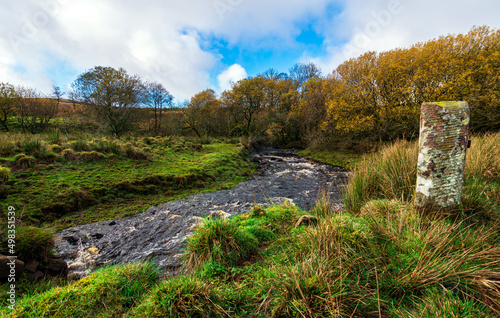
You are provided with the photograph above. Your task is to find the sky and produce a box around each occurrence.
[0,0,499,102]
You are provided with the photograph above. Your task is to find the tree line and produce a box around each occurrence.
[1,26,499,150]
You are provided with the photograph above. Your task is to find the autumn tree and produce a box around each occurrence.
[143,81,173,133]
[222,76,267,135]
[263,77,300,144]
[0,83,17,132]
[322,26,500,148]
[290,77,327,145]
[183,89,222,137]
[72,66,144,136]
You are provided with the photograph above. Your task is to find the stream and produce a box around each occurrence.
[54,148,350,278]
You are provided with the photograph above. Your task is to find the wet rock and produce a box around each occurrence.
[62,235,80,245]
[91,233,104,240]
[45,258,68,276]
[0,255,24,281]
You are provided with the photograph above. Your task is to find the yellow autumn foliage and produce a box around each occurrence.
[323,26,500,143]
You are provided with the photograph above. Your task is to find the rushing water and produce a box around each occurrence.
[55,148,349,278]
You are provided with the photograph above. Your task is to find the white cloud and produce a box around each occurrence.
[314,0,500,74]
[0,0,333,100]
[0,0,499,100]
[217,64,247,92]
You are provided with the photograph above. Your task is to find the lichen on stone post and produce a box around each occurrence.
[415,101,470,210]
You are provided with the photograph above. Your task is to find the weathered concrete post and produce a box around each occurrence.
[415,101,470,209]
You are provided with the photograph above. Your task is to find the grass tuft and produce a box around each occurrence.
[0,226,54,261]
[14,153,37,169]
[0,166,10,184]
[184,217,258,272]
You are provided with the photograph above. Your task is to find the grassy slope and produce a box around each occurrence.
[296,148,364,170]
[1,133,499,317]
[0,134,254,229]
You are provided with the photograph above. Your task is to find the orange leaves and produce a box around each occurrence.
[324,26,500,142]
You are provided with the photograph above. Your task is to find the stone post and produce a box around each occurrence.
[415,101,470,209]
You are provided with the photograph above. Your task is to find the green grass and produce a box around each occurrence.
[2,198,498,317]
[0,226,54,261]
[0,135,255,229]
[296,148,364,170]
[1,262,159,317]
[1,133,498,317]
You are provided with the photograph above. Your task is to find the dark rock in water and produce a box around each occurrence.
[45,258,68,276]
[294,215,319,228]
[62,236,80,245]
[0,255,24,281]
[55,148,349,278]
[91,233,104,240]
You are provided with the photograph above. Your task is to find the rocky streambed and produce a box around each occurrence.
[54,148,350,278]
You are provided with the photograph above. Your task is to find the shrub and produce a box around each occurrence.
[0,166,10,184]
[68,139,90,152]
[61,148,78,161]
[14,153,36,169]
[344,140,418,214]
[184,217,258,272]
[79,151,105,161]
[47,129,61,144]
[39,152,61,164]
[48,144,63,153]
[21,139,45,156]
[466,132,500,182]
[142,137,154,145]
[0,142,18,157]
[0,226,54,261]
[122,143,149,160]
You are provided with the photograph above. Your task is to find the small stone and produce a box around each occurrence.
[91,233,104,240]
[209,210,230,219]
[29,270,44,281]
[294,215,318,228]
[63,235,80,245]
[169,215,181,220]
[46,258,68,276]
[25,259,39,273]
[109,221,117,226]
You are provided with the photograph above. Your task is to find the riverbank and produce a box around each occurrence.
[54,148,349,278]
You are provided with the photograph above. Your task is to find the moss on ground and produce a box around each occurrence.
[0,136,255,229]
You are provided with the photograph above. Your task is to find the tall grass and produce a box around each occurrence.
[344,139,418,213]
[344,133,500,216]
[466,133,500,182]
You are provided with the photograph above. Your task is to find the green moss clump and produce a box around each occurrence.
[0,226,54,261]
[0,166,10,184]
[14,153,37,169]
